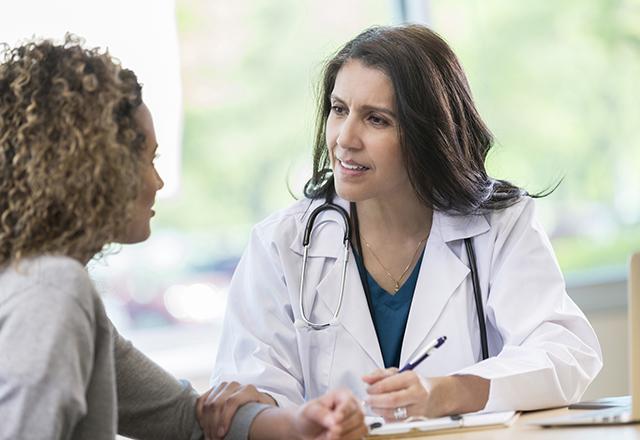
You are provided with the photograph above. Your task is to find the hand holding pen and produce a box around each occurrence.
[362,336,447,422]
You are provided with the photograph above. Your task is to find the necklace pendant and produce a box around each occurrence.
[394,282,400,292]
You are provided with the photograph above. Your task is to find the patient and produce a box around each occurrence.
[0,36,366,440]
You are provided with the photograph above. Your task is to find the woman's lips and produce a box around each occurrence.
[336,158,369,177]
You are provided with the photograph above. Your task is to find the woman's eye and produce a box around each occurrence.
[369,115,388,127]
[331,105,346,115]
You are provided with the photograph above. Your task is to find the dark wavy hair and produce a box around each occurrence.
[304,24,545,214]
[0,35,144,264]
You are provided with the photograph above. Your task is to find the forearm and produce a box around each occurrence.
[249,408,300,440]
[427,375,490,416]
[114,331,201,439]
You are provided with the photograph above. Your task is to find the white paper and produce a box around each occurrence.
[368,410,517,436]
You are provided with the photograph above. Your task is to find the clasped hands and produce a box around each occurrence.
[196,372,489,439]
[196,381,367,440]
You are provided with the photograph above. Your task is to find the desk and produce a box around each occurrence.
[366,407,640,439]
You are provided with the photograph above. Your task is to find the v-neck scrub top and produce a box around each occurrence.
[355,251,424,368]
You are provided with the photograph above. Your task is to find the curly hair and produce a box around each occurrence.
[0,35,145,264]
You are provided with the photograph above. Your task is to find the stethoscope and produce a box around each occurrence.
[295,201,352,330]
[295,196,489,361]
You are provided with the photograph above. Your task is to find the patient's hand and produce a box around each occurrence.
[291,388,367,440]
[247,388,367,440]
[196,381,274,439]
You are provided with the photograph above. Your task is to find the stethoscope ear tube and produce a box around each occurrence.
[302,203,351,246]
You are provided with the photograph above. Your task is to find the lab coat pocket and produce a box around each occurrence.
[295,324,337,400]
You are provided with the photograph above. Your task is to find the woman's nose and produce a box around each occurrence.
[336,116,363,150]
[154,168,165,191]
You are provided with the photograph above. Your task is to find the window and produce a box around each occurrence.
[92,0,393,389]
[426,0,640,278]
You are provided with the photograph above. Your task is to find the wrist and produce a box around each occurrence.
[289,407,307,440]
[425,376,457,416]
[445,375,490,414]
[249,408,299,440]
[426,375,489,416]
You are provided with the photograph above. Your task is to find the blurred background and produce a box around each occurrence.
[2,0,639,401]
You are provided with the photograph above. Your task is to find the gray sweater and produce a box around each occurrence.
[0,255,266,440]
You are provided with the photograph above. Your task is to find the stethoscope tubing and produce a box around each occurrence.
[297,202,351,330]
[297,197,489,362]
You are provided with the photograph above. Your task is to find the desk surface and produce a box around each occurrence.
[366,407,640,439]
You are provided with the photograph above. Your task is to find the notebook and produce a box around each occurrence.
[367,410,518,437]
[532,252,640,427]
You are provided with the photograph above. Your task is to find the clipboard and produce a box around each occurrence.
[367,410,519,438]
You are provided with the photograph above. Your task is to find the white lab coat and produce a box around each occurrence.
[212,196,602,412]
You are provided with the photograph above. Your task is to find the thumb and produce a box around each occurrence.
[195,388,214,423]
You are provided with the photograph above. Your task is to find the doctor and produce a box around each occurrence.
[213,24,602,420]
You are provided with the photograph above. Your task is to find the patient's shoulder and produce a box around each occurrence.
[0,255,98,318]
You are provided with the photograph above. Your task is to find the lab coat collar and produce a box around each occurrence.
[288,197,491,257]
[436,210,490,243]
[289,197,351,259]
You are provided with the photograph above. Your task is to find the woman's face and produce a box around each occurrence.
[121,103,164,244]
[326,59,411,204]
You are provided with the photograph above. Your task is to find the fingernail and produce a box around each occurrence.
[218,427,224,437]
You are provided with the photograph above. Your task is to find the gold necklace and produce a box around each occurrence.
[363,235,428,293]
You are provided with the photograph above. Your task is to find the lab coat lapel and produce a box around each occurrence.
[289,198,384,368]
[400,211,489,365]
[315,251,384,368]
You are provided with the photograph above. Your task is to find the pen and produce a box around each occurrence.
[398,336,447,373]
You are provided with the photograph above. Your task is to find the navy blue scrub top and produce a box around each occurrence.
[355,251,424,368]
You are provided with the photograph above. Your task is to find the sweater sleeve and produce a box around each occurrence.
[114,326,271,440]
[0,281,96,440]
[113,327,204,440]
[224,403,272,440]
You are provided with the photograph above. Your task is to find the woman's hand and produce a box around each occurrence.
[363,369,490,420]
[196,381,275,440]
[290,388,367,440]
[363,368,435,420]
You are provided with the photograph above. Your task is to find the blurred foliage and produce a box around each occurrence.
[158,0,389,238]
[431,0,640,275]
[158,0,639,276]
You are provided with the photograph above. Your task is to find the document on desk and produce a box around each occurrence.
[367,410,518,437]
